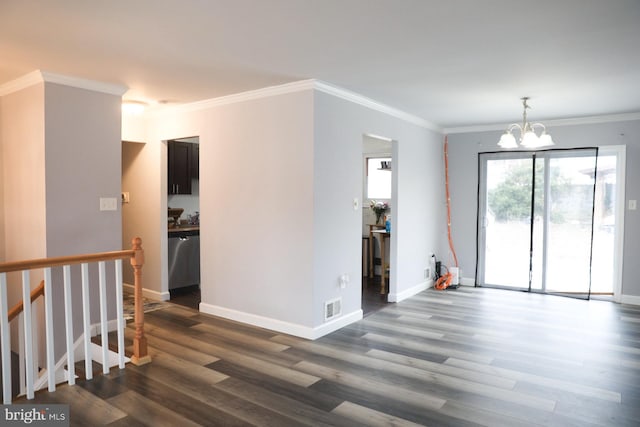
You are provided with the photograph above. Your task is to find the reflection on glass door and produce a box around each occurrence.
[478,149,606,299]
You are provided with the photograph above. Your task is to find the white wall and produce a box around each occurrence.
[0,99,4,262]
[1,75,125,360]
[122,141,147,287]
[44,83,123,256]
[135,82,445,338]
[446,119,640,300]
[1,84,47,262]
[0,83,47,305]
[313,91,444,327]
[143,90,316,330]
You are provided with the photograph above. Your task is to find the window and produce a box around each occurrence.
[367,157,392,199]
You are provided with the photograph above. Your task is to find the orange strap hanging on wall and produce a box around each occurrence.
[436,136,459,290]
[444,135,459,268]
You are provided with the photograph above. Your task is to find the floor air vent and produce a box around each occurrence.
[324,298,342,321]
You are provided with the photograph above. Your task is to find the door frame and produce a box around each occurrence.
[476,146,625,300]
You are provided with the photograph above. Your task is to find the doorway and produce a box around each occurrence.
[362,134,393,315]
[477,147,622,299]
[167,136,201,309]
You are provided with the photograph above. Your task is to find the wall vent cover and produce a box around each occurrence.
[324,297,342,321]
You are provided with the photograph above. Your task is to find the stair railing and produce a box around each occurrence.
[0,237,150,404]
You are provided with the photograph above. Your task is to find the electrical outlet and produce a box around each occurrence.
[424,267,431,279]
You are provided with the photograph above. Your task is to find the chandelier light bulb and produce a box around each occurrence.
[498,132,517,148]
[497,97,554,149]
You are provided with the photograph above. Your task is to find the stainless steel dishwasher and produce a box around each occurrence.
[168,229,200,289]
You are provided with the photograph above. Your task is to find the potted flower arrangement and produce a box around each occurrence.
[369,200,389,225]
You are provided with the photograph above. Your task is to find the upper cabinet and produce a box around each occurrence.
[191,143,199,179]
[168,140,192,194]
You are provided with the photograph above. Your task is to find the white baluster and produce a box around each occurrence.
[63,265,75,385]
[18,313,25,397]
[115,260,125,369]
[81,263,92,380]
[44,267,55,392]
[98,261,109,374]
[0,272,12,404]
[21,270,34,398]
[31,298,39,386]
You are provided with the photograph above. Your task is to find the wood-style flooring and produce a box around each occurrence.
[16,286,640,426]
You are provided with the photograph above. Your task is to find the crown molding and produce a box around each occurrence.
[313,80,441,132]
[161,79,317,115]
[0,70,127,97]
[444,112,640,134]
[41,71,127,96]
[0,70,44,96]
[155,79,442,132]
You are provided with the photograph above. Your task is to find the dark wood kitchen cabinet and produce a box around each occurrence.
[191,143,199,179]
[168,141,192,194]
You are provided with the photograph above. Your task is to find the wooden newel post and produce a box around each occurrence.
[130,237,151,366]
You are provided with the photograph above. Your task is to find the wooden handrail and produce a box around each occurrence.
[7,280,45,322]
[0,249,136,273]
[0,237,150,367]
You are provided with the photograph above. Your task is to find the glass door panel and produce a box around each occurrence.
[480,156,533,289]
[543,151,597,296]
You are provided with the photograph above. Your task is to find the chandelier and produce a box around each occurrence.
[498,97,554,149]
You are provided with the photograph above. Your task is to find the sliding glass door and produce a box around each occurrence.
[478,148,598,298]
[479,154,534,289]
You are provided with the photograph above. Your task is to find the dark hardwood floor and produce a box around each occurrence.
[361,275,389,317]
[16,286,640,426]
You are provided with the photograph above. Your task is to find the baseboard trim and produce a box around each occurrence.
[460,277,475,286]
[388,280,432,303]
[199,302,362,340]
[123,283,170,301]
[621,294,640,306]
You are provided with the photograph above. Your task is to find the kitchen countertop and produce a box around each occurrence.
[168,225,200,235]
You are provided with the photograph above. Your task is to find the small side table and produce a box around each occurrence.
[369,225,390,294]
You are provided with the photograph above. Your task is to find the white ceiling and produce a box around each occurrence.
[1,0,639,129]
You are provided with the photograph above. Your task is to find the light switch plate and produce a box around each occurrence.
[629,200,637,211]
[100,197,118,211]
[353,198,359,210]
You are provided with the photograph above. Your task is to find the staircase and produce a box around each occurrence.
[0,238,150,403]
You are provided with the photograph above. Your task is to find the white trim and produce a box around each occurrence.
[41,71,127,95]
[311,309,363,340]
[388,280,432,303]
[599,145,626,303]
[199,302,362,340]
[122,282,170,301]
[621,295,640,306]
[152,79,441,131]
[156,79,316,115]
[444,112,640,134]
[314,81,441,131]
[460,277,476,286]
[0,70,127,96]
[0,70,44,95]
